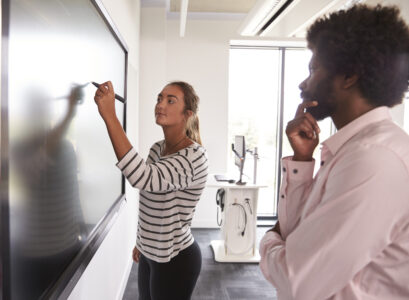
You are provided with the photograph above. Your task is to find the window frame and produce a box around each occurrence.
[229,43,313,225]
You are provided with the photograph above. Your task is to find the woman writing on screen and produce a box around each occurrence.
[94,81,207,300]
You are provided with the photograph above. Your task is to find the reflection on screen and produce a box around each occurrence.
[8,0,126,298]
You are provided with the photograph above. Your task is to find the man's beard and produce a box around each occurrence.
[302,76,337,121]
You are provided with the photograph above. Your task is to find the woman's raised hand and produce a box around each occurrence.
[94,81,116,121]
[285,101,320,161]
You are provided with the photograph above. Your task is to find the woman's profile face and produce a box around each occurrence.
[155,84,186,127]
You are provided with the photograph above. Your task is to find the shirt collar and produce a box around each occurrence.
[322,106,392,157]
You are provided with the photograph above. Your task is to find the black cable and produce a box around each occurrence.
[245,198,252,215]
[232,203,247,236]
[216,189,225,226]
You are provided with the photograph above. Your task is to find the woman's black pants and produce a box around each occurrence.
[138,240,202,300]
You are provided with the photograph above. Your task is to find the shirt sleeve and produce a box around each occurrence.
[278,156,315,239]
[116,147,208,192]
[259,146,409,300]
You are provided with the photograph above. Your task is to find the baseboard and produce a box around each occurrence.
[116,256,134,300]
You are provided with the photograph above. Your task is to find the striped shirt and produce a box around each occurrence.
[116,140,208,262]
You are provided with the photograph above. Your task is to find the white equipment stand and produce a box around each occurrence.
[208,176,266,263]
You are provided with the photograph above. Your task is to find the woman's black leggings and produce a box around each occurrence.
[138,241,202,300]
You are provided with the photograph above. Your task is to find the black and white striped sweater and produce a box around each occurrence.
[116,140,208,262]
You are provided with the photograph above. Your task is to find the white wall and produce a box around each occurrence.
[167,18,246,228]
[140,5,244,228]
[68,199,137,300]
[68,0,140,299]
[139,4,167,156]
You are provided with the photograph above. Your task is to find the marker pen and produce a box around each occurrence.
[91,82,126,103]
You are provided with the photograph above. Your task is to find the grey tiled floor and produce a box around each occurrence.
[123,228,277,300]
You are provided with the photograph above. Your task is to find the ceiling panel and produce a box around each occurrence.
[170,0,257,13]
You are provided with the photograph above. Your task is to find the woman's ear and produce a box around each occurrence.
[185,109,193,119]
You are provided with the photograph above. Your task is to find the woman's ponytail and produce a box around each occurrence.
[186,113,202,145]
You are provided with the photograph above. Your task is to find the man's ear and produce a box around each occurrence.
[343,74,359,89]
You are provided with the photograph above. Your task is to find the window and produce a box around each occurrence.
[228,45,334,218]
[282,49,335,174]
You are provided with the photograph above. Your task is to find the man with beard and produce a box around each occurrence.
[259,4,409,300]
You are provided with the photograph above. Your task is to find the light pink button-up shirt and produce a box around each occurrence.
[259,107,409,300]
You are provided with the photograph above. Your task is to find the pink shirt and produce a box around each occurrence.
[259,107,409,300]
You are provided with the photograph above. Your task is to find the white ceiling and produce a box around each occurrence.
[259,0,402,38]
[147,0,409,38]
[169,0,257,13]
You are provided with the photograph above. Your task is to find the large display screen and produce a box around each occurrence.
[3,0,127,299]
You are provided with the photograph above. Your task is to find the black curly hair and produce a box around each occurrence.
[307,4,409,107]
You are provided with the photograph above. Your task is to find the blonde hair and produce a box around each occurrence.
[168,81,202,145]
